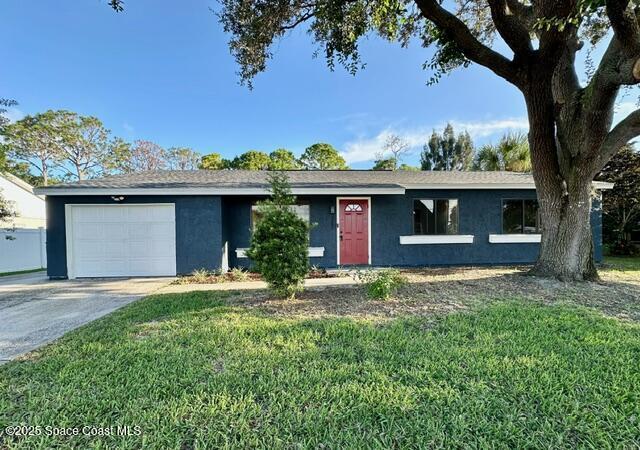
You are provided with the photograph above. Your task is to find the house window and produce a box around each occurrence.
[413,199,458,235]
[502,199,540,234]
[251,202,310,231]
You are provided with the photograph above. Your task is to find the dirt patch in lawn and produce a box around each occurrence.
[229,266,640,322]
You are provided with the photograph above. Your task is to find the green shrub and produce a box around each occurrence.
[355,269,407,300]
[246,173,312,298]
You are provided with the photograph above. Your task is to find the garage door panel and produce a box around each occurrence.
[69,205,176,278]
[151,207,174,221]
[104,241,128,258]
[75,223,100,239]
[149,223,175,238]
[75,241,106,258]
[103,223,127,240]
[102,207,128,222]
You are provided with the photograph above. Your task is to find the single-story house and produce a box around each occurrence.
[36,170,613,279]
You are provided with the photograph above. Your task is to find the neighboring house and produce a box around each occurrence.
[0,172,46,228]
[36,170,612,279]
[0,173,47,273]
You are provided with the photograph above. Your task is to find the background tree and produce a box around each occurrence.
[0,189,17,227]
[2,110,64,185]
[200,0,640,281]
[299,143,348,170]
[269,148,301,170]
[375,134,410,170]
[199,152,230,170]
[128,140,167,172]
[372,157,396,170]
[57,112,111,180]
[398,163,420,171]
[0,99,17,173]
[0,98,17,134]
[166,147,202,170]
[102,137,133,174]
[246,172,311,298]
[596,144,640,254]
[475,133,532,172]
[230,150,271,170]
[0,99,18,224]
[421,124,474,171]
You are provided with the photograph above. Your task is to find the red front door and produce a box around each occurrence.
[339,199,369,265]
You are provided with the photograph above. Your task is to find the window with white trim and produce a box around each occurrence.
[413,199,458,235]
[251,202,310,231]
[502,199,540,234]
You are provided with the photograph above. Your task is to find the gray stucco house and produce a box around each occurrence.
[36,170,612,279]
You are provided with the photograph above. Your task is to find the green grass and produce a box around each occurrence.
[1,292,639,449]
[0,268,45,277]
[604,256,640,271]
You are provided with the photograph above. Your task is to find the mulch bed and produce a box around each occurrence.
[228,265,640,322]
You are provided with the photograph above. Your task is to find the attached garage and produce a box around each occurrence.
[65,204,177,278]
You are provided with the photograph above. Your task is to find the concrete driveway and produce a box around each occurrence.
[0,273,170,363]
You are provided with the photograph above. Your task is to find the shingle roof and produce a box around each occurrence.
[40,170,535,188]
[35,170,613,194]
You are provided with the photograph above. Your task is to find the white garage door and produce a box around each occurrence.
[67,204,176,278]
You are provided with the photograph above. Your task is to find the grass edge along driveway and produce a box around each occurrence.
[1,291,639,449]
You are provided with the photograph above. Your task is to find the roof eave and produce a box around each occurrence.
[34,186,407,196]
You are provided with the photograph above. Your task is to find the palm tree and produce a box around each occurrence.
[475,132,531,172]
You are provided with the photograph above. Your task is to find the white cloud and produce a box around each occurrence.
[448,118,529,138]
[340,117,529,164]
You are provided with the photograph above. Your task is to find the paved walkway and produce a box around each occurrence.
[158,276,359,294]
[0,276,170,363]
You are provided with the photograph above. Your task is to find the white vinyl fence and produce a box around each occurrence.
[0,228,47,273]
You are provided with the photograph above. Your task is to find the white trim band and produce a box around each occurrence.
[488,234,541,243]
[236,247,325,258]
[399,235,474,245]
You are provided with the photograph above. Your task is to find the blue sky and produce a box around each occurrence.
[1,0,619,169]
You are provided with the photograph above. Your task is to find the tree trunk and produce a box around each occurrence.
[524,73,599,281]
[531,179,598,281]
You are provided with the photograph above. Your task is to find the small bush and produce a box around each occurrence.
[246,173,312,298]
[354,269,407,300]
[191,268,217,283]
[228,267,249,281]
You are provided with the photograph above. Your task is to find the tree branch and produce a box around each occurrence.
[487,0,533,55]
[606,0,640,49]
[600,108,640,167]
[413,0,520,85]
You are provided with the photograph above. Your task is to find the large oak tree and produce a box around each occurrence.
[109,0,640,281]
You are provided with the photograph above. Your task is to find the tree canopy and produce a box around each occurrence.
[269,148,301,170]
[475,132,532,172]
[421,124,474,170]
[299,143,348,170]
[195,0,640,280]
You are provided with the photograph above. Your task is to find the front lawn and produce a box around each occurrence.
[604,255,640,271]
[1,290,639,448]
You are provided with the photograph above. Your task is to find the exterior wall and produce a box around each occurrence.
[46,195,223,278]
[223,196,337,269]
[0,174,46,229]
[45,189,605,278]
[224,189,604,269]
